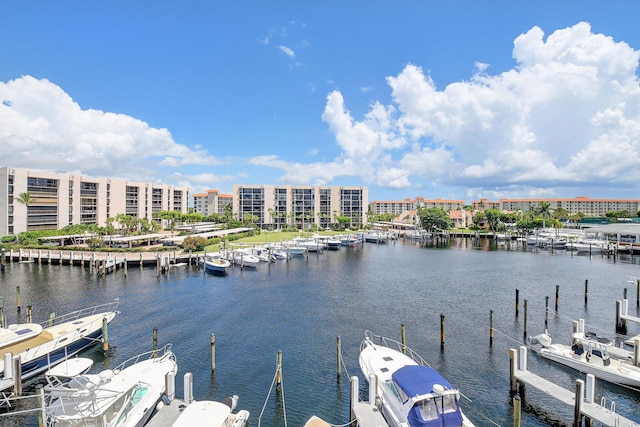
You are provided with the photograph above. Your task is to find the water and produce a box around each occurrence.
[1,239,640,426]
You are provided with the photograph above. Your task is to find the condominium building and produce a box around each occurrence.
[192,189,233,217]
[0,167,189,236]
[232,184,368,229]
[370,197,465,215]
[472,196,640,216]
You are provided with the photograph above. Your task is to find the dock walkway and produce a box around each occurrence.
[511,346,639,426]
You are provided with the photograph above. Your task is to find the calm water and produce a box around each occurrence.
[1,238,640,426]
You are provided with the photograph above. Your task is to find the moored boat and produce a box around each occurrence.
[44,343,178,427]
[359,331,474,427]
[528,320,640,389]
[0,299,120,392]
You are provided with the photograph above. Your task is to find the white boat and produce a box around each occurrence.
[340,234,359,247]
[0,299,120,392]
[359,331,474,427]
[231,249,259,268]
[171,397,249,427]
[529,321,640,388]
[44,343,178,427]
[199,253,231,274]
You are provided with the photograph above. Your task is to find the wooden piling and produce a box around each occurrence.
[12,356,22,396]
[48,250,52,265]
[616,300,627,334]
[440,313,445,348]
[49,312,55,327]
[27,305,32,323]
[489,310,494,346]
[102,317,109,351]
[523,299,528,339]
[509,348,518,395]
[584,279,588,305]
[0,248,4,269]
[276,350,282,389]
[336,335,341,380]
[37,384,45,427]
[555,285,559,312]
[513,395,521,427]
[515,289,519,317]
[637,278,640,308]
[0,297,4,328]
[544,296,549,328]
[210,333,216,373]
[16,285,21,313]
[153,327,158,357]
[573,379,584,427]
[401,323,406,354]
[124,254,128,276]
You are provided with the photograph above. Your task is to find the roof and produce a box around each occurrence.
[585,223,640,236]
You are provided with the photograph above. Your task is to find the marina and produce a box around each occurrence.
[1,237,640,426]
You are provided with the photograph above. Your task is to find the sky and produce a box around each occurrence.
[1,2,640,204]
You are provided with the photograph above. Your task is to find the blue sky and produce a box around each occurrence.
[1,2,640,204]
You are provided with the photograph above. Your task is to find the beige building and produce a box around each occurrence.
[472,196,640,216]
[192,189,233,217]
[232,184,368,229]
[370,197,465,215]
[0,167,189,236]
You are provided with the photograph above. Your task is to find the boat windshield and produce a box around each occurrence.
[411,395,462,427]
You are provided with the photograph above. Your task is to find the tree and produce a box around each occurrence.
[535,201,552,228]
[484,209,501,234]
[16,192,34,206]
[418,207,451,231]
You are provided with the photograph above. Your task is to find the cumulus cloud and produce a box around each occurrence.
[0,75,222,183]
[277,45,295,58]
[312,21,640,197]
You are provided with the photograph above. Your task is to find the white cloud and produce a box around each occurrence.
[0,75,222,183]
[311,21,640,196]
[277,45,295,58]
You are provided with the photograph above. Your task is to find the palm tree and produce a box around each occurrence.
[16,192,34,206]
[536,201,552,229]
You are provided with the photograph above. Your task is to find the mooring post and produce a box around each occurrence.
[584,279,588,305]
[616,300,628,334]
[544,296,549,328]
[509,348,517,395]
[16,285,21,313]
[102,317,109,351]
[490,310,494,347]
[523,299,528,339]
[336,335,342,381]
[401,323,406,354]
[515,289,519,317]
[555,285,560,312]
[513,394,521,427]
[276,350,283,390]
[440,314,445,348]
[349,376,358,424]
[153,327,158,358]
[210,333,216,373]
[573,379,584,427]
[124,253,128,277]
[0,297,4,328]
[37,384,45,427]
[637,278,640,308]
[27,305,32,323]
[12,355,22,396]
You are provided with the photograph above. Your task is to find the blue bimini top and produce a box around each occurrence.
[392,365,454,397]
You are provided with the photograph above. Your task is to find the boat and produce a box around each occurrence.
[340,234,359,247]
[171,397,249,427]
[0,298,120,392]
[200,253,231,274]
[230,249,260,268]
[528,320,640,388]
[359,331,474,427]
[44,343,178,427]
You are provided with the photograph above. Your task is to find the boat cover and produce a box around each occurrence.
[392,365,454,397]
[393,365,463,427]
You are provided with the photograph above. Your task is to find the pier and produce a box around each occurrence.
[510,346,639,426]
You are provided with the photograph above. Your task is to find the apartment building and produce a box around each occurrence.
[192,189,233,217]
[472,196,640,216]
[232,184,368,229]
[0,167,189,236]
[370,197,465,215]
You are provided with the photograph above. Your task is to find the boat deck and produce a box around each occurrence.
[352,401,388,427]
[146,398,185,426]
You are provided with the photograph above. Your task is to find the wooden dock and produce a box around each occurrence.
[510,346,640,426]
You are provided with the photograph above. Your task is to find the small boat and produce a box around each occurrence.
[200,253,231,274]
[528,321,640,388]
[303,415,333,427]
[0,299,120,392]
[171,397,250,427]
[231,249,259,268]
[359,330,474,427]
[44,343,178,427]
